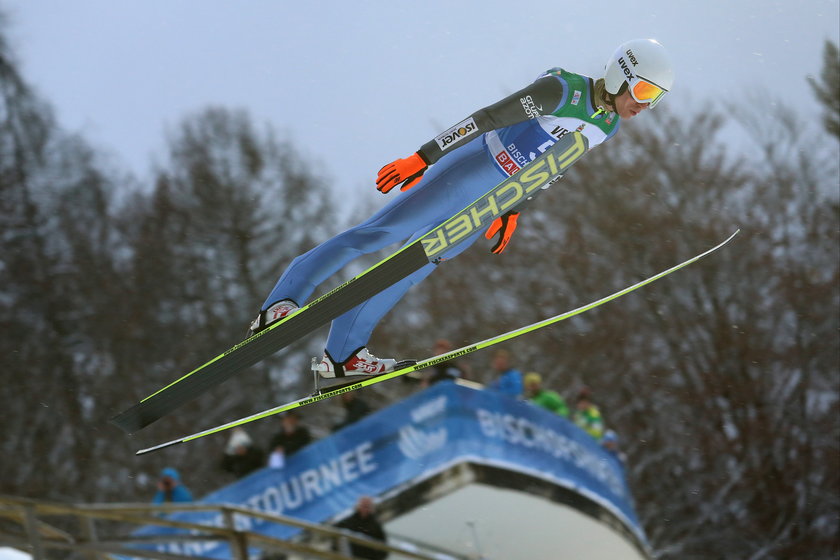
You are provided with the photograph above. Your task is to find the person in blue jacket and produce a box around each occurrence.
[488,349,524,398]
[151,467,194,504]
[250,39,674,380]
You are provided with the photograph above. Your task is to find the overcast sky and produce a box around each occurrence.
[6,1,839,194]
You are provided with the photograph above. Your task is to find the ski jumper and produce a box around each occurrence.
[263,69,621,362]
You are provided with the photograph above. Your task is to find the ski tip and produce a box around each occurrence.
[715,228,740,249]
[136,438,183,456]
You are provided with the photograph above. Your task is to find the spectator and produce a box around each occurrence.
[421,339,464,387]
[602,430,628,465]
[220,428,265,479]
[332,391,372,432]
[151,467,193,504]
[523,372,569,417]
[488,349,523,398]
[267,411,312,468]
[334,496,388,560]
[572,387,605,441]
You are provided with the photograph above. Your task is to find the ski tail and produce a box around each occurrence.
[111,243,430,433]
[134,230,739,455]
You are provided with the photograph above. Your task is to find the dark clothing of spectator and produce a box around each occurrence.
[333,395,372,432]
[268,426,312,456]
[426,361,463,385]
[221,445,265,479]
[335,511,388,560]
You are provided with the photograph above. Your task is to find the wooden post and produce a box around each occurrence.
[79,514,102,560]
[222,507,248,560]
[22,505,46,560]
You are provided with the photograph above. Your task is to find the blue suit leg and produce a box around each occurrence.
[261,138,500,310]
[324,228,484,360]
[323,141,503,361]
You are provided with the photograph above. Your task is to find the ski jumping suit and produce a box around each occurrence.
[263,68,621,362]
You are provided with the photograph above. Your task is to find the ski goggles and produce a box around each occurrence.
[630,78,667,107]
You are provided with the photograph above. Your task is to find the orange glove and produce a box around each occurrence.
[485,211,520,254]
[376,152,429,193]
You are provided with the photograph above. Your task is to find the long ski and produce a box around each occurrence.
[135,229,739,455]
[111,132,590,433]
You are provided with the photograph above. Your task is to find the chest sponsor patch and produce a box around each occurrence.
[435,117,479,150]
[550,125,571,139]
[571,90,582,106]
[494,150,521,175]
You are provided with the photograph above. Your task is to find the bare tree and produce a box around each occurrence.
[0,11,129,500]
[808,40,840,139]
[0,11,340,499]
[107,107,340,495]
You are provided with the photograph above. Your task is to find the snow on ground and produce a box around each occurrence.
[0,548,32,560]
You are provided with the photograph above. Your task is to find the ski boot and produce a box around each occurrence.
[247,299,299,337]
[311,347,415,393]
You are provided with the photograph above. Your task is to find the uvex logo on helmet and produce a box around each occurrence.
[626,49,639,66]
[618,57,636,81]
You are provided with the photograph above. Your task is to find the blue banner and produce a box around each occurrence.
[134,383,645,557]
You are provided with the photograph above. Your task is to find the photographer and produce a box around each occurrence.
[151,467,194,504]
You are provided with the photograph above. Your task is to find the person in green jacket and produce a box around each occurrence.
[572,386,605,441]
[524,372,569,417]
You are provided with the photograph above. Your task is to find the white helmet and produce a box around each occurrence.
[604,39,674,108]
